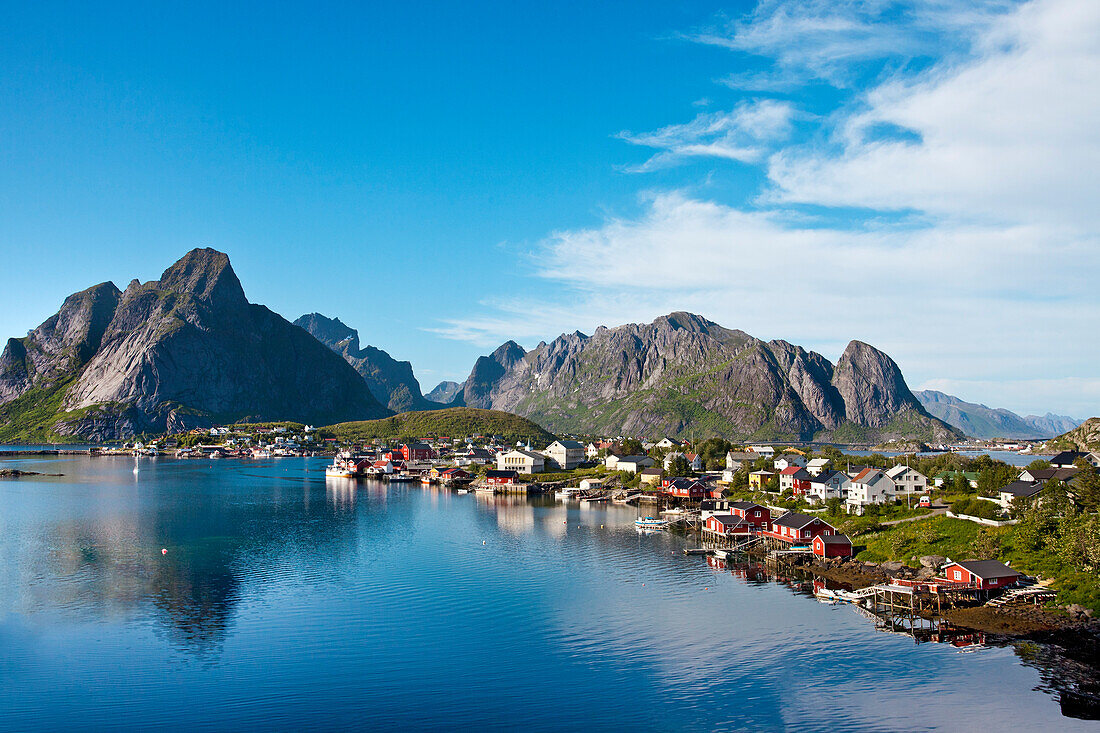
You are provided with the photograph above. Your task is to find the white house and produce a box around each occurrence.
[773,454,807,471]
[614,455,656,474]
[885,465,928,495]
[497,449,546,474]
[663,451,685,470]
[543,440,585,470]
[725,450,755,471]
[806,458,831,476]
[748,445,775,458]
[656,437,678,449]
[996,480,1043,509]
[808,469,850,504]
[579,477,605,491]
[846,468,895,515]
[585,442,601,460]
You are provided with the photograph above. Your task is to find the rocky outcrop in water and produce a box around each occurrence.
[0,249,389,441]
[457,311,957,442]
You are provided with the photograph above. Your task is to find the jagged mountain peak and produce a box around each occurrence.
[158,247,246,307]
[294,313,358,349]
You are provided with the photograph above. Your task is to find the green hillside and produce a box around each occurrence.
[324,407,554,445]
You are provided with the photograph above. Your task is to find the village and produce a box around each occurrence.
[87,423,1096,639]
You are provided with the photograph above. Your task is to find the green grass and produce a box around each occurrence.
[856,516,989,564]
[0,378,123,443]
[324,407,555,445]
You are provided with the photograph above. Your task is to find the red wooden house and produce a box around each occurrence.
[941,560,1021,590]
[401,443,435,462]
[765,512,839,544]
[729,502,771,531]
[484,470,518,485]
[779,466,813,496]
[663,478,708,499]
[704,514,752,537]
[812,533,853,558]
[441,467,470,480]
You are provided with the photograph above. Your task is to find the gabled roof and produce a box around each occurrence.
[617,455,653,464]
[949,559,1021,579]
[730,501,765,511]
[550,439,584,450]
[852,467,886,483]
[1023,467,1079,482]
[640,467,662,475]
[807,458,831,468]
[885,465,922,479]
[708,514,746,528]
[1051,451,1086,465]
[998,480,1043,498]
[773,511,828,530]
[816,533,852,545]
[812,469,849,485]
[750,469,774,476]
[485,470,518,478]
[779,466,802,475]
[505,448,545,459]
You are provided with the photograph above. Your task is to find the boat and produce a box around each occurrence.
[325,465,355,478]
[456,488,469,495]
[634,516,669,530]
[420,476,434,486]
[555,487,583,500]
[388,473,416,482]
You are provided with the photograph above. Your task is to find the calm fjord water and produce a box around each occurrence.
[0,457,1094,731]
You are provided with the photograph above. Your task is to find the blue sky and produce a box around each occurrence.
[2,0,1098,417]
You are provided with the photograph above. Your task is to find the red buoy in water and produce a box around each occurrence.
[161,548,167,555]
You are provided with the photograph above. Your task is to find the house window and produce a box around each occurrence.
[953,570,961,580]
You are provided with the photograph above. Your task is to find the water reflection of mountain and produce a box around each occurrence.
[25,470,362,656]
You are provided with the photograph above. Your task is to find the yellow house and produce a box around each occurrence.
[749,470,774,489]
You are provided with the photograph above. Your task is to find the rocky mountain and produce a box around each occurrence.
[0,249,389,441]
[426,380,463,404]
[1023,412,1083,438]
[293,313,437,413]
[457,311,958,443]
[915,390,1082,439]
[1045,417,1100,452]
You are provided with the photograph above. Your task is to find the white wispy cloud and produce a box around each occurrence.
[691,0,1017,88]
[435,0,1100,416]
[618,99,796,171]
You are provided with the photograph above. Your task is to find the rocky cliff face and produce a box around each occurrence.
[293,313,436,413]
[0,249,389,441]
[458,311,957,442]
[426,380,463,404]
[462,340,527,409]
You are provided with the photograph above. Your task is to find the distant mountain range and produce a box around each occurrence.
[0,249,388,441]
[914,390,1082,440]
[2,248,1069,445]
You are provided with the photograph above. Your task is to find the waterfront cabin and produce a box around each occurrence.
[765,512,839,545]
[704,514,752,538]
[663,478,708,499]
[941,560,1021,590]
[729,501,770,531]
[812,533,853,558]
[440,467,470,482]
[484,470,519,486]
[749,470,774,490]
[778,467,813,496]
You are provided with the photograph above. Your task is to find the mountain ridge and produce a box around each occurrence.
[0,249,389,441]
[456,311,958,442]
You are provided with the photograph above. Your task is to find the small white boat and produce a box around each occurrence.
[634,516,669,530]
[325,465,355,478]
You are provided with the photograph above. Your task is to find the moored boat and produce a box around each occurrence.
[634,516,669,530]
